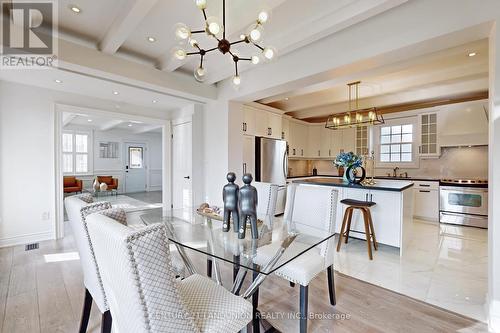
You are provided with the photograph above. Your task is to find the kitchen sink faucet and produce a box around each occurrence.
[393,167,399,177]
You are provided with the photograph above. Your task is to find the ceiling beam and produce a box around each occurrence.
[62,113,77,126]
[133,124,162,134]
[99,0,159,54]
[100,120,125,131]
[289,76,489,119]
[301,91,489,123]
[202,0,409,84]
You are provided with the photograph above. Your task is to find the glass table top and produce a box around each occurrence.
[140,208,335,276]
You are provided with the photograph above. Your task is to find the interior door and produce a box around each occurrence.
[172,122,193,210]
[124,143,147,193]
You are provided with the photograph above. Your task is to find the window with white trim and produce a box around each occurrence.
[63,131,90,174]
[379,124,413,162]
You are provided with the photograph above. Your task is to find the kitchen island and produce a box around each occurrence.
[292,177,414,255]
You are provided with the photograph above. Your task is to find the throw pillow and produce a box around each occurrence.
[100,208,127,226]
[78,193,94,204]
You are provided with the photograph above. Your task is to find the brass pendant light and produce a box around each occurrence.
[325,81,384,130]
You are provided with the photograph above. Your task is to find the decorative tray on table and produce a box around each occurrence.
[196,204,264,228]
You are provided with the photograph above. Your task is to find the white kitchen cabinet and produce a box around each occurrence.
[337,188,401,247]
[267,112,282,139]
[321,127,333,157]
[413,181,439,222]
[419,112,440,158]
[242,106,282,139]
[308,124,322,158]
[281,118,290,141]
[341,128,356,153]
[242,135,255,176]
[242,106,256,135]
[289,121,308,157]
[254,110,268,137]
[330,129,343,158]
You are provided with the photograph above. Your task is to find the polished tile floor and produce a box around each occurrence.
[332,219,488,322]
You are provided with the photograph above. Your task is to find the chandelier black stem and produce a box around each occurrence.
[187,51,201,55]
[230,40,245,46]
[191,30,205,34]
[205,46,218,53]
[252,43,264,51]
[202,9,207,20]
[223,0,226,39]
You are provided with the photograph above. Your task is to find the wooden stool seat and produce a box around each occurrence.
[337,200,378,260]
[339,199,376,207]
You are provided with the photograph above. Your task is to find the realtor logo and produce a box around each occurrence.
[1,1,58,68]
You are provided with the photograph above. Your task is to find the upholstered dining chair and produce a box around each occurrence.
[64,194,113,333]
[86,213,253,333]
[253,183,338,333]
[253,181,279,228]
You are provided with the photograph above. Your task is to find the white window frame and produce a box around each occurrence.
[373,116,420,169]
[62,130,93,175]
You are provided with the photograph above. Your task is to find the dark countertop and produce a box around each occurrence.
[287,174,440,182]
[292,177,414,192]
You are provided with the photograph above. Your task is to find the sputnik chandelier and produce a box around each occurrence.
[172,0,276,85]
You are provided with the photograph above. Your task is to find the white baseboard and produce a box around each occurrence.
[0,231,54,248]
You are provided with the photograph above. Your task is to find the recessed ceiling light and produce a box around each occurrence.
[128,124,133,127]
[69,5,81,13]
[113,91,119,95]
[87,119,93,122]
[468,52,477,57]
[152,100,158,103]
[54,79,62,83]
[147,36,156,43]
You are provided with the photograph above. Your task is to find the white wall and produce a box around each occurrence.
[0,80,172,247]
[63,125,163,192]
[0,81,56,247]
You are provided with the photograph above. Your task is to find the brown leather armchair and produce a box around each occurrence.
[64,176,83,194]
[97,176,118,190]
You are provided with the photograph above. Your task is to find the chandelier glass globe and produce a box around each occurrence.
[205,16,223,36]
[174,23,191,42]
[248,25,264,42]
[194,66,207,82]
[172,47,187,60]
[195,0,207,10]
[263,46,277,60]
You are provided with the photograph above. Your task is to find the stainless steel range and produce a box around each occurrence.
[439,179,488,228]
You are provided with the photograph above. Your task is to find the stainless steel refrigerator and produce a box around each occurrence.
[254,137,288,215]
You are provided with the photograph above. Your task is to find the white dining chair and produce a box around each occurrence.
[64,194,114,333]
[253,181,279,228]
[253,183,338,333]
[86,212,253,333]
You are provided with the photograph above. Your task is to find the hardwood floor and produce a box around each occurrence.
[0,226,488,333]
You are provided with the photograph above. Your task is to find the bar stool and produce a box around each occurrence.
[336,198,378,260]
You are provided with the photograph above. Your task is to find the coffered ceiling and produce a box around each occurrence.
[258,39,489,122]
[4,0,408,85]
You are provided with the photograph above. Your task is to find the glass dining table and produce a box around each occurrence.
[140,208,336,332]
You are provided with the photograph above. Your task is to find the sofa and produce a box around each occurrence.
[64,176,83,194]
[97,176,118,191]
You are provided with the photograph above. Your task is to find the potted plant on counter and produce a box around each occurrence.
[334,152,363,183]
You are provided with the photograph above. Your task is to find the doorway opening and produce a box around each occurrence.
[55,105,171,235]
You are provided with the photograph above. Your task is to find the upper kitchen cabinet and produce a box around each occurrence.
[242,105,282,139]
[419,112,440,158]
[341,127,356,154]
[242,106,256,135]
[281,118,290,141]
[308,124,322,158]
[289,120,309,157]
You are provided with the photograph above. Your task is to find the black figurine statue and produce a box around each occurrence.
[222,172,240,233]
[239,173,259,239]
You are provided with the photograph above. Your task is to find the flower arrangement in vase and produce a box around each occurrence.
[333,152,363,183]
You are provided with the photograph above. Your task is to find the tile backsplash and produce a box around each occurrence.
[289,146,488,179]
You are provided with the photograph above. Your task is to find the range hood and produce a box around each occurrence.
[439,103,488,147]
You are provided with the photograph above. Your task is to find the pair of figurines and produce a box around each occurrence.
[222,172,258,239]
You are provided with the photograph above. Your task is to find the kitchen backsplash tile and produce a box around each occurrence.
[290,146,488,179]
